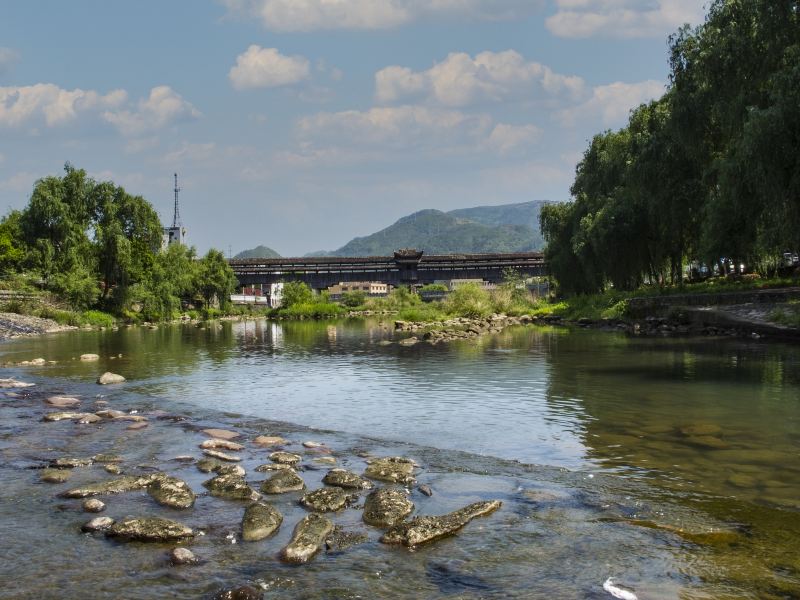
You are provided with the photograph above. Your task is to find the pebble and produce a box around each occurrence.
[169,547,197,565]
[82,499,106,513]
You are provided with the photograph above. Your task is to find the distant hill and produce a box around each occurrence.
[233,245,282,259]
[316,201,549,257]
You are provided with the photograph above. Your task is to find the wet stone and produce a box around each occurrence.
[60,475,154,498]
[280,513,334,564]
[364,457,417,485]
[213,586,263,600]
[107,517,194,542]
[41,468,72,483]
[418,484,433,497]
[43,412,96,423]
[92,454,123,464]
[325,527,369,554]
[126,422,148,431]
[82,499,106,513]
[169,547,197,565]
[200,439,244,451]
[203,428,240,441]
[204,473,260,501]
[255,463,292,473]
[218,464,246,477]
[363,488,414,528]
[253,435,286,447]
[685,435,728,449]
[148,475,196,509]
[300,487,347,512]
[45,396,81,408]
[196,458,225,473]
[80,354,100,361]
[203,449,242,462]
[97,372,126,385]
[303,441,324,448]
[679,423,722,436]
[104,464,122,475]
[261,470,305,494]
[0,379,35,388]
[313,456,337,465]
[322,469,373,490]
[381,500,502,546]
[269,451,301,465]
[82,517,115,532]
[50,457,94,468]
[241,502,283,541]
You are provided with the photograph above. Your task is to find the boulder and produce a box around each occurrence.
[82,499,106,513]
[364,457,417,485]
[300,487,347,512]
[148,475,195,509]
[203,473,260,501]
[200,439,244,451]
[60,475,154,498]
[82,517,115,532]
[280,514,334,564]
[241,502,283,541]
[77,414,102,424]
[269,451,301,465]
[169,547,197,565]
[45,396,81,408]
[41,468,72,483]
[381,500,502,546]
[97,372,126,385]
[322,468,373,490]
[107,517,194,542]
[363,488,414,528]
[261,470,305,494]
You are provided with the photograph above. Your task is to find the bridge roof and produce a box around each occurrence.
[229,251,544,267]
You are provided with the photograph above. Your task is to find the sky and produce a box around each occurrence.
[0,0,707,257]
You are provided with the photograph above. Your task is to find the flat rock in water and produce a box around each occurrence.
[77,414,102,424]
[217,464,246,477]
[363,488,414,528]
[104,465,122,475]
[97,372,126,385]
[200,439,244,451]
[280,513,334,564]
[0,379,35,388]
[325,527,369,553]
[269,451,301,465]
[203,449,241,462]
[364,457,417,485]
[418,484,433,497]
[303,441,324,448]
[169,547,197,565]
[203,428,240,441]
[254,463,292,473]
[241,502,283,541]
[82,517,115,532]
[203,473,260,501]
[214,586,263,600]
[322,468,373,490]
[41,468,72,483]
[82,499,106,513]
[92,453,123,464]
[43,412,96,423]
[381,500,502,546]
[196,458,225,473]
[60,475,153,498]
[50,457,94,468]
[46,396,81,408]
[80,354,100,361]
[107,517,194,542]
[148,475,195,509]
[261,470,305,494]
[126,422,148,430]
[300,487,347,512]
[253,435,286,447]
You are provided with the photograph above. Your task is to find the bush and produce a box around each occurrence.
[340,290,367,308]
[81,310,115,328]
[444,283,493,318]
[281,281,314,309]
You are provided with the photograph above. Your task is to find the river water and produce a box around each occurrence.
[0,319,798,599]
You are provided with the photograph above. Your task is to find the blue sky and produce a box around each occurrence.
[0,0,706,256]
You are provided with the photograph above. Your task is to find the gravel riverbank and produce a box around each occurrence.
[0,312,76,339]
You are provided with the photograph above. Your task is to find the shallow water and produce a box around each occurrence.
[0,320,798,599]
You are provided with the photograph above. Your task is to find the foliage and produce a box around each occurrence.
[542,0,800,295]
[281,281,314,308]
[340,290,367,307]
[443,283,493,318]
[419,283,448,293]
[277,302,344,319]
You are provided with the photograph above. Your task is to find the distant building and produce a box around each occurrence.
[231,283,284,308]
[438,279,497,291]
[327,281,390,296]
[162,173,187,250]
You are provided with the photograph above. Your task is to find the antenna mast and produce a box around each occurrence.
[172,173,182,228]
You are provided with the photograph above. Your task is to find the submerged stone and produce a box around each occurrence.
[204,473,260,501]
[82,499,106,513]
[203,428,240,440]
[241,502,283,541]
[97,372,126,385]
[92,454,123,464]
[253,435,286,447]
[325,527,369,554]
[82,517,115,532]
[104,464,122,475]
[107,517,194,542]
[43,412,96,423]
[196,458,225,473]
[214,586,263,600]
[80,354,100,361]
[45,396,81,408]
[0,379,34,388]
[254,463,292,473]
[261,470,305,494]
[41,468,72,483]
[300,487,347,512]
[280,513,334,564]
[203,449,242,462]
[322,469,373,490]
[148,475,195,509]
[269,451,301,465]
[363,488,414,528]
[50,457,94,468]
[169,547,197,565]
[380,500,502,546]
[364,457,417,485]
[60,475,154,498]
[200,439,244,451]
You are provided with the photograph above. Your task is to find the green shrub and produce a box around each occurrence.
[81,310,115,328]
[340,290,367,308]
[281,281,314,308]
[444,283,493,318]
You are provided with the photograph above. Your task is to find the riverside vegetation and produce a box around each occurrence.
[0,164,238,328]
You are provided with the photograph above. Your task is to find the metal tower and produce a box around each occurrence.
[172,173,182,228]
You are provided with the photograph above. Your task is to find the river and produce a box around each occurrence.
[0,319,798,598]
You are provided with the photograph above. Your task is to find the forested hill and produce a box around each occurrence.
[307,201,549,257]
[233,245,281,259]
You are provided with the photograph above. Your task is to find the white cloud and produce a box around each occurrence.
[376,50,584,107]
[558,80,665,127]
[163,141,217,163]
[102,86,200,136]
[0,171,37,193]
[0,84,126,128]
[0,47,20,73]
[546,0,706,38]
[296,105,539,158]
[229,45,311,90]
[220,0,540,32]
